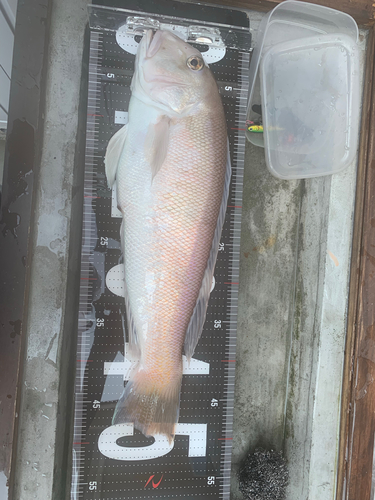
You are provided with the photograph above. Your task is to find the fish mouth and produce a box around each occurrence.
[145,29,163,59]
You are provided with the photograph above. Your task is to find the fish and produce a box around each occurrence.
[105,29,231,442]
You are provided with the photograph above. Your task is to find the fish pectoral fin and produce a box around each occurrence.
[104,123,128,188]
[145,115,170,180]
[184,140,232,360]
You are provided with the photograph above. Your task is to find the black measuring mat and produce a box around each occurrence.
[71,4,250,499]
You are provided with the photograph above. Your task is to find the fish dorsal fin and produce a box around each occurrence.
[105,124,128,188]
[184,140,232,360]
[120,220,141,358]
[144,115,170,180]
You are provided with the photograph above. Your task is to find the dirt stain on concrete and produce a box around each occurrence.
[252,235,277,254]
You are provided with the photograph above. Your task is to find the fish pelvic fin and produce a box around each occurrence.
[184,139,232,360]
[104,123,128,187]
[112,366,182,444]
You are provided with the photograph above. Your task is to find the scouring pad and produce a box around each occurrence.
[238,448,289,500]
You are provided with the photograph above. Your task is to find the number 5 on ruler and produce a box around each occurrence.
[98,423,207,460]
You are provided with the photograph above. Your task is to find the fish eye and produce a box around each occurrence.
[187,55,204,71]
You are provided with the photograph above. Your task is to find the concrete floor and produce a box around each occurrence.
[231,131,360,500]
[10,1,88,499]
[6,0,367,499]
[232,16,367,500]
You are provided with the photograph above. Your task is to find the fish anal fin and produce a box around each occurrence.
[123,284,141,358]
[184,140,232,360]
[120,220,141,358]
[105,124,128,188]
[144,115,170,180]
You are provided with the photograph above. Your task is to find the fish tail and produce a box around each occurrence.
[112,368,182,443]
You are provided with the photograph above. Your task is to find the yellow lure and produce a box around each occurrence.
[247,125,263,133]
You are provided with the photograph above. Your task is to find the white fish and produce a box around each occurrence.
[105,29,230,441]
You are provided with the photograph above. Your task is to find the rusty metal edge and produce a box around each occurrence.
[336,25,375,500]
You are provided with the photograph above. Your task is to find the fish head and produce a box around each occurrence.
[132,30,218,115]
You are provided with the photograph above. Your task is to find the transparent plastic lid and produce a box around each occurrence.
[246,0,358,148]
[260,33,360,179]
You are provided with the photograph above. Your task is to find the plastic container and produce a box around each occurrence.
[245,0,359,172]
[260,33,360,179]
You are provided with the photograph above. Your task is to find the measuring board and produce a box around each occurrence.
[71,2,250,499]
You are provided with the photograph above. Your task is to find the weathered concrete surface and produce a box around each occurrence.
[12,0,88,499]
[281,137,360,500]
[231,25,368,500]
[233,143,301,454]
[230,140,301,498]
[283,175,332,500]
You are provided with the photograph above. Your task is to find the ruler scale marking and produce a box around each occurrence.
[71,15,249,500]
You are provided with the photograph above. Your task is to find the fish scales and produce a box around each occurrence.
[105,29,229,440]
[121,105,227,377]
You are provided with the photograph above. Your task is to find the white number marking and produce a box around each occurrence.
[114,110,129,125]
[104,344,209,379]
[111,185,122,219]
[89,481,97,490]
[98,423,207,460]
[210,275,215,293]
[107,264,217,298]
